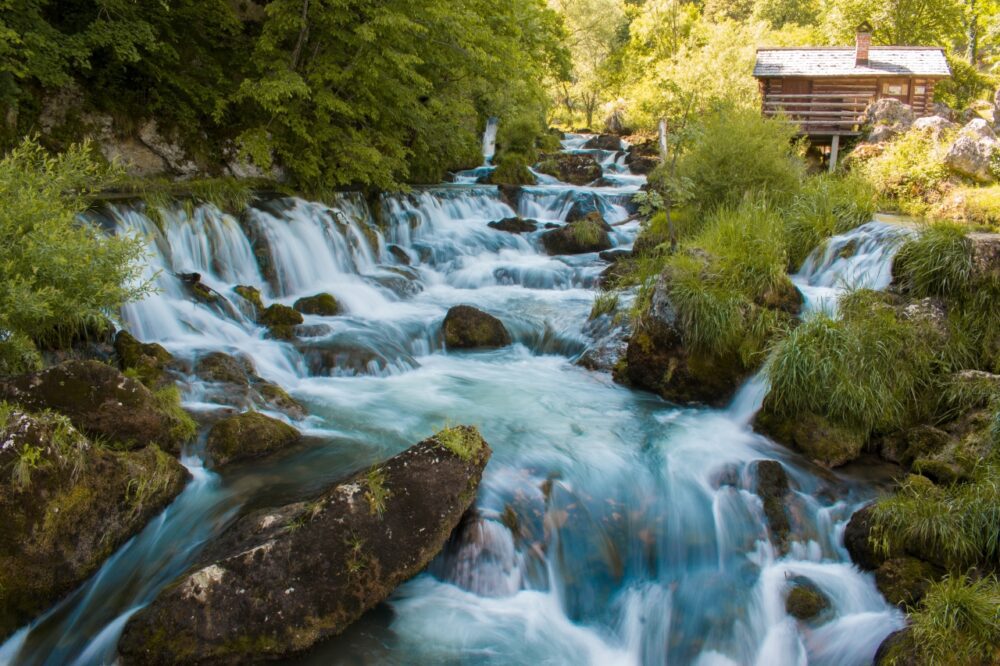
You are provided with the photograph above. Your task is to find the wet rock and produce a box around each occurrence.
[625,140,660,175]
[443,305,512,350]
[0,410,187,639]
[619,270,748,406]
[577,312,630,373]
[878,424,953,467]
[599,249,632,263]
[261,304,304,339]
[488,217,538,234]
[194,352,306,420]
[753,404,867,468]
[945,119,1000,182]
[565,195,601,223]
[496,184,522,210]
[0,360,193,451]
[750,460,791,549]
[177,272,220,305]
[195,352,256,385]
[844,505,889,570]
[541,213,613,255]
[583,134,624,151]
[114,331,175,388]
[118,427,491,664]
[785,578,831,621]
[206,411,300,468]
[756,280,803,316]
[535,153,602,186]
[874,629,920,666]
[862,99,915,143]
[387,244,411,265]
[293,293,341,317]
[234,285,264,314]
[875,557,942,608]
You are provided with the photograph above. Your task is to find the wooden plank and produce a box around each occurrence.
[766,93,873,99]
[829,135,840,174]
[764,101,869,108]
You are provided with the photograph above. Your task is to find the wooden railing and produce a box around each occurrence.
[763,93,874,135]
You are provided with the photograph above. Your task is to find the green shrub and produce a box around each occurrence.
[935,54,996,111]
[675,105,804,213]
[894,222,973,298]
[907,575,1000,666]
[0,138,150,364]
[489,153,536,185]
[783,173,878,268]
[765,290,936,432]
[861,128,953,215]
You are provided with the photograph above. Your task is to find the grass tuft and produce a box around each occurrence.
[434,425,483,461]
[364,466,391,518]
[153,386,197,447]
[589,291,619,320]
[907,574,1000,665]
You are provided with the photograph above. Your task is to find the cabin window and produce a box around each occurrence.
[914,85,926,95]
[882,82,908,96]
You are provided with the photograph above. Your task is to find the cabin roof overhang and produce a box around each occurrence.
[753,47,950,79]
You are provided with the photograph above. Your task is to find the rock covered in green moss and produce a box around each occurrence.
[785,578,831,621]
[234,285,264,314]
[260,304,304,339]
[194,351,306,419]
[750,460,792,550]
[293,293,341,317]
[118,427,491,664]
[753,403,867,468]
[541,212,613,255]
[206,411,300,468]
[534,153,602,185]
[443,305,512,349]
[113,331,175,388]
[0,409,187,639]
[0,360,194,451]
[488,217,538,234]
[875,557,942,608]
[844,504,890,571]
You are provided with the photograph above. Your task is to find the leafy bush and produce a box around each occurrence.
[489,154,536,185]
[765,290,936,432]
[907,575,1000,666]
[0,138,150,371]
[675,106,803,213]
[861,128,954,215]
[783,173,878,268]
[935,54,997,111]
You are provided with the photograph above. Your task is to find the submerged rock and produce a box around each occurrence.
[541,213,613,255]
[535,153,602,185]
[194,351,306,420]
[261,304,304,339]
[844,505,887,571]
[114,330,175,387]
[118,427,492,664]
[583,134,624,151]
[785,578,831,621]
[206,412,300,468]
[488,217,538,234]
[0,360,193,452]
[294,293,341,317]
[443,305,512,349]
[565,195,601,223]
[753,404,867,468]
[0,409,187,639]
[750,460,792,549]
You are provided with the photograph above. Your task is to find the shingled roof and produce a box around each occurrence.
[754,47,950,78]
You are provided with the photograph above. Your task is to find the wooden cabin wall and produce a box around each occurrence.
[761,77,942,117]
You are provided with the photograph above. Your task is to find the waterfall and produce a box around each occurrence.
[2,135,909,666]
[482,117,499,165]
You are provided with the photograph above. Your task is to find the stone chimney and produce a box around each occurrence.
[856,23,872,66]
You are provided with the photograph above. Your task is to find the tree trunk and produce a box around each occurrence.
[967,0,979,64]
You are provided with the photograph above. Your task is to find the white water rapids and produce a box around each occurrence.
[1,135,908,665]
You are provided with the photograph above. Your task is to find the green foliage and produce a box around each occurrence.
[907,575,1000,666]
[821,0,964,46]
[589,291,619,320]
[0,138,149,361]
[895,223,973,298]
[783,173,878,268]
[675,107,803,213]
[364,466,391,518]
[489,154,537,186]
[765,290,936,432]
[435,425,482,461]
[861,128,954,215]
[152,386,197,447]
[935,54,997,111]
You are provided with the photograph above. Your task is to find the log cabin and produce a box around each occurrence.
[753,25,951,169]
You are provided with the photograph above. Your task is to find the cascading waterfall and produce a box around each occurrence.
[482,117,499,165]
[2,134,909,666]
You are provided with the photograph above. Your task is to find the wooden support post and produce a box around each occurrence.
[658,118,668,162]
[828,134,840,174]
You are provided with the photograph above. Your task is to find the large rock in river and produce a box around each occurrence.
[535,153,602,185]
[118,427,491,664]
[753,402,868,468]
[443,305,512,349]
[541,212,613,255]
[206,412,301,468]
[0,409,187,639]
[0,360,194,451]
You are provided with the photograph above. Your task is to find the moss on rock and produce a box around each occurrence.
[442,305,512,350]
[260,304,304,340]
[875,557,942,608]
[234,285,264,314]
[293,293,341,317]
[785,579,831,621]
[754,403,868,468]
[114,331,175,388]
[541,213,613,255]
[206,411,300,468]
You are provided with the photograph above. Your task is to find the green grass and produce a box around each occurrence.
[765,290,936,432]
[589,291,619,320]
[364,466,391,518]
[571,217,605,246]
[895,222,974,298]
[434,425,483,461]
[783,173,878,269]
[860,127,954,216]
[942,185,1000,231]
[153,386,197,447]
[907,575,1000,666]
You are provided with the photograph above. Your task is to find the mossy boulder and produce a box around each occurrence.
[750,460,792,550]
[114,330,175,388]
[443,305,512,350]
[194,352,306,420]
[541,213,613,256]
[206,412,300,468]
[293,293,341,317]
[0,360,194,451]
[874,629,921,666]
[178,272,220,305]
[488,217,538,234]
[753,403,868,468]
[875,557,942,608]
[535,153,602,185]
[844,504,894,571]
[234,285,264,314]
[879,424,953,467]
[195,351,255,385]
[0,409,187,639]
[260,304,304,339]
[118,427,491,664]
[624,141,660,175]
[785,578,831,621]
[583,134,624,151]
